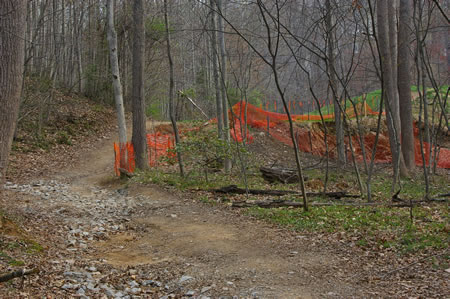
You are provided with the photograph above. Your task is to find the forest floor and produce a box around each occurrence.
[1,94,449,298]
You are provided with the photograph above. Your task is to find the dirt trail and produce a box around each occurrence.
[61,123,367,298]
[3,122,368,298]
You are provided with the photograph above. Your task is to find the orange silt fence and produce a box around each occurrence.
[114,99,449,174]
[147,132,176,166]
[230,101,449,169]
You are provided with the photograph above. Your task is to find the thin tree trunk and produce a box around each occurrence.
[256,2,308,211]
[377,0,408,188]
[209,0,224,141]
[106,0,127,169]
[132,0,148,170]
[163,0,185,177]
[0,0,27,183]
[398,0,415,171]
[217,0,232,172]
[76,2,85,93]
[325,0,345,166]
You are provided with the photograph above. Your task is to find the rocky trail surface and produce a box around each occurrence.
[1,127,388,298]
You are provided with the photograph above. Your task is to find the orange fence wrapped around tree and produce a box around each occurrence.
[113,142,135,176]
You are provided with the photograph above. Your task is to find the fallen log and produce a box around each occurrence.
[231,200,418,208]
[232,199,303,208]
[0,268,39,283]
[437,193,450,198]
[212,185,358,199]
[259,166,301,184]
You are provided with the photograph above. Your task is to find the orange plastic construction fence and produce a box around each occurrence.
[230,101,449,169]
[147,132,176,167]
[114,100,449,174]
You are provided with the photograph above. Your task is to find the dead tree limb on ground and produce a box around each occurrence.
[231,200,425,208]
[211,185,359,199]
[0,268,39,283]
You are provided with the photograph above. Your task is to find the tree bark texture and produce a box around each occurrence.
[216,0,232,172]
[209,0,224,140]
[376,0,408,180]
[164,0,185,177]
[106,0,128,167]
[132,0,148,170]
[398,0,415,170]
[325,0,345,166]
[0,0,27,183]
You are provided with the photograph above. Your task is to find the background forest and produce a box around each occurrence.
[0,0,449,297]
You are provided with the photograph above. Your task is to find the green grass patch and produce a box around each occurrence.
[247,204,449,253]
[0,251,25,266]
[309,85,448,116]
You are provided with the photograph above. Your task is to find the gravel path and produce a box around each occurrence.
[2,131,368,299]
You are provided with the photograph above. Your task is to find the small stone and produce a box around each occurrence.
[142,280,161,287]
[100,284,116,297]
[128,280,139,288]
[185,290,195,296]
[201,286,212,293]
[87,282,99,292]
[445,268,450,273]
[170,214,177,218]
[128,269,137,275]
[88,266,97,272]
[130,287,141,294]
[179,275,193,283]
[226,281,234,285]
[62,283,78,290]
[77,288,86,295]
[63,271,84,278]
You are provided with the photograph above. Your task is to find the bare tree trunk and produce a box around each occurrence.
[163,0,185,177]
[76,2,85,93]
[217,0,232,172]
[106,0,127,168]
[209,0,224,140]
[256,1,308,211]
[61,0,66,86]
[132,0,148,170]
[325,0,345,166]
[377,0,408,187]
[398,0,415,170]
[0,0,27,183]
[388,0,400,126]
